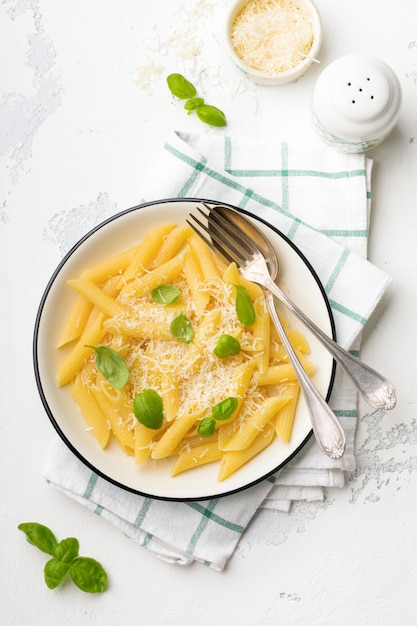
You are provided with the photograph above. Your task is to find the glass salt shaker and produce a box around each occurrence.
[312,54,402,153]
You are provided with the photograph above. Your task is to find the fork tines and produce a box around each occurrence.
[187,203,255,267]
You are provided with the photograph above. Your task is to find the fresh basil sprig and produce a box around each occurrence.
[85,345,129,389]
[233,284,256,326]
[214,334,241,358]
[18,522,108,593]
[167,73,227,127]
[133,388,164,429]
[170,313,194,343]
[151,284,181,305]
[198,397,238,437]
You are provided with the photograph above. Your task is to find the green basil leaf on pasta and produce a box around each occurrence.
[133,389,164,429]
[86,345,129,389]
[170,313,194,343]
[214,334,241,358]
[151,284,181,305]
[197,417,216,438]
[233,284,256,326]
[212,397,238,421]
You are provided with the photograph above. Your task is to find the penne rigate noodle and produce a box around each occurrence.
[150,225,192,267]
[103,319,173,341]
[118,253,184,299]
[188,233,221,282]
[90,385,135,455]
[151,412,203,460]
[171,441,223,476]
[183,245,210,312]
[57,296,93,348]
[67,278,125,318]
[120,222,176,284]
[217,422,275,481]
[80,245,137,283]
[220,396,291,451]
[71,374,111,449]
[274,383,300,442]
[56,314,105,386]
[255,360,314,386]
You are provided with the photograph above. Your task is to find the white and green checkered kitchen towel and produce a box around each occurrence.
[43,130,392,570]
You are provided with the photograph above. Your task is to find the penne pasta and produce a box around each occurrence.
[120,222,176,284]
[217,422,275,481]
[71,373,111,449]
[56,220,315,480]
[171,440,223,476]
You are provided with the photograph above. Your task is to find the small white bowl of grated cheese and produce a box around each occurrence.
[224,0,322,86]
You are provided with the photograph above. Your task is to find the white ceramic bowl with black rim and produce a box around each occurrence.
[33,198,335,501]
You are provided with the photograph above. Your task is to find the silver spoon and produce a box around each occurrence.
[210,204,396,411]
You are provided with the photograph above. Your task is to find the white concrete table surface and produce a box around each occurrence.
[1,1,417,624]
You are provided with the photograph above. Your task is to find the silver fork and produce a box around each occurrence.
[188,204,346,459]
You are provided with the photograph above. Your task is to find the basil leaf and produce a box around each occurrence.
[18,522,58,555]
[195,104,227,127]
[214,334,241,358]
[54,538,79,564]
[184,97,204,111]
[170,313,194,343]
[197,417,216,438]
[212,397,238,421]
[86,345,129,389]
[167,73,197,99]
[44,558,70,589]
[133,389,164,429]
[151,284,181,305]
[69,557,108,593]
[233,284,256,326]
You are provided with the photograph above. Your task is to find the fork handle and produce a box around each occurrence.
[264,277,396,411]
[265,292,346,459]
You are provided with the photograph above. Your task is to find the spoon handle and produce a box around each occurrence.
[264,277,396,410]
[265,292,346,459]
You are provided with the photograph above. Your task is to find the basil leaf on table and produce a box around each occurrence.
[151,284,181,305]
[18,522,58,555]
[18,522,108,593]
[69,557,108,593]
[133,389,164,429]
[54,537,80,564]
[184,97,205,111]
[44,559,70,589]
[85,344,129,389]
[196,104,227,127]
[233,284,256,326]
[167,73,197,99]
[166,72,227,127]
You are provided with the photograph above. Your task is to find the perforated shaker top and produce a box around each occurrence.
[312,55,402,151]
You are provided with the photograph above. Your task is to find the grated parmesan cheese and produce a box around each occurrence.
[230,0,314,75]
